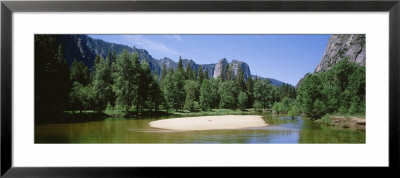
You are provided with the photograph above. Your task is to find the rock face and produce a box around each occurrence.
[314,34,365,73]
[213,58,228,79]
[230,60,251,80]
[54,35,287,86]
[158,57,176,69]
[211,59,251,80]
[296,34,366,88]
[56,35,161,74]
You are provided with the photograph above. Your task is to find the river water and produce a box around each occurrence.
[35,113,365,143]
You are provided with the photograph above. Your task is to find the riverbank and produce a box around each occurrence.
[315,115,366,130]
[36,109,272,125]
[149,115,268,131]
[105,108,271,118]
[35,112,111,124]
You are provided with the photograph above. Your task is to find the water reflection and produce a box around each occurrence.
[35,114,365,143]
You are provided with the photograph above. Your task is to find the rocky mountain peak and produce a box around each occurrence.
[296,34,366,88]
[229,59,251,80]
[55,35,286,86]
[213,58,229,79]
[158,57,176,69]
[314,34,365,73]
[212,58,251,80]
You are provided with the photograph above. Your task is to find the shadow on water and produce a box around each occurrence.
[35,112,111,125]
[35,110,176,125]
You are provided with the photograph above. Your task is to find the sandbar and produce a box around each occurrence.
[149,115,268,131]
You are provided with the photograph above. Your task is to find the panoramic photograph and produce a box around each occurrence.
[34,34,366,143]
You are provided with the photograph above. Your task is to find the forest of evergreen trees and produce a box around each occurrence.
[35,35,364,121]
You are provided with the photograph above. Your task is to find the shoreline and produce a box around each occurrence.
[314,115,366,130]
[149,115,268,131]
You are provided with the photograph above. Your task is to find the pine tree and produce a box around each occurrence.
[235,65,246,91]
[54,44,71,112]
[184,80,200,112]
[198,65,204,83]
[94,54,102,67]
[163,70,174,112]
[177,57,184,73]
[185,64,192,80]
[70,59,89,85]
[203,69,209,80]
[200,79,212,111]
[226,64,234,81]
[246,76,254,108]
[137,60,152,112]
[161,64,167,81]
[172,69,186,111]
[147,76,164,111]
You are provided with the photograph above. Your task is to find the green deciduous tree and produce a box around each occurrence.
[296,74,324,118]
[199,79,212,111]
[91,56,114,112]
[296,58,365,119]
[69,82,94,113]
[238,91,248,110]
[272,97,293,113]
[253,79,277,109]
[184,80,200,111]
[218,81,238,109]
[112,50,139,112]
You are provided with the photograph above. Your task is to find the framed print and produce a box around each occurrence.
[1,0,399,177]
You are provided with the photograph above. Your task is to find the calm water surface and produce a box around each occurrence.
[35,114,365,143]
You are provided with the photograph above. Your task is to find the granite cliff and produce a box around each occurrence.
[296,34,366,88]
[314,34,365,73]
[54,35,286,86]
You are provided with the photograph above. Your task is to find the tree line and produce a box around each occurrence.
[272,58,365,119]
[35,35,297,117]
[35,35,364,120]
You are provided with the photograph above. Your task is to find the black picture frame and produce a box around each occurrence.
[1,0,399,177]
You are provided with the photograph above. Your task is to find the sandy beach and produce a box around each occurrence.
[149,115,268,131]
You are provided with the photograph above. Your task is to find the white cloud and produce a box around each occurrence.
[172,35,183,42]
[121,35,181,57]
[164,35,183,42]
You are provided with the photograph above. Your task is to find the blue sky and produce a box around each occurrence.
[89,34,330,85]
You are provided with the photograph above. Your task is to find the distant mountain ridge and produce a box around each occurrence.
[54,35,287,86]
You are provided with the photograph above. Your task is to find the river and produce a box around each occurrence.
[35,113,365,143]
